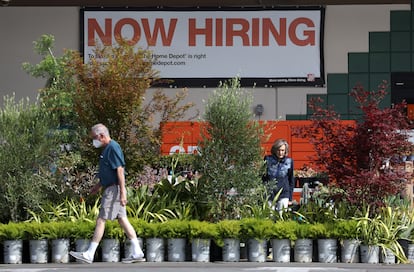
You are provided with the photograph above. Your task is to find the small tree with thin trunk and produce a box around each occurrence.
[196,77,266,221]
[295,81,411,211]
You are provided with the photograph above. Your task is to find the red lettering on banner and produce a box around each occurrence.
[113,18,140,45]
[188,18,213,46]
[226,18,250,46]
[215,18,223,46]
[251,18,260,46]
[88,16,316,47]
[289,17,315,46]
[87,18,177,46]
[88,18,112,46]
[262,18,286,46]
[141,18,177,46]
[188,17,316,47]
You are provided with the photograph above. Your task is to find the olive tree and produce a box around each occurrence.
[196,77,266,221]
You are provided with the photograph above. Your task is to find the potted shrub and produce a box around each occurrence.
[311,222,338,263]
[45,221,72,263]
[69,220,95,262]
[159,220,189,262]
[335,219,360,263]
[378,205,409,264]
[188,220,218,262]
[0,222,25,264]
[143,221,165,262]
[269,220,298,263]
[24,222,49,264]
[240,218,273,262]
[102,220,123,262]
[355,209,382,264]
[216,219,242,262]
[293,223,315,263]
[125,218,146,258]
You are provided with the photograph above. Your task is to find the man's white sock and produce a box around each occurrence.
[130,238,144,257]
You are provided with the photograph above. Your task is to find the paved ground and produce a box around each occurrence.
[1,262,414,272]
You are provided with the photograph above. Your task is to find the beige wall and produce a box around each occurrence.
[0,5,410,120]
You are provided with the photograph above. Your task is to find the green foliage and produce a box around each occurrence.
[141,221,163,238]
[126,185,180,223]
[69,220,95,240]
[335,219,358,240]
[377,205,410,263]
[25,198,100,223]
[22,34,78,133]
[23,222,50,240]
[197,77,266,221]
[129,218,148,238]
[127,155,208,221]
[104,220,124,241]
[0,222,25,241]
[240,218,274,240]
[42,221,73,239]
[23,35,195,202]
[159,219,189,239]
[241,190,280,220]
[65,41,194,176]
[188,220,218,240]
[294,223,317,239]
[354,208,382,246]
[159,154,196,172]
[216,220,242,239]
[0,95,62,222]
[270,220,298,240]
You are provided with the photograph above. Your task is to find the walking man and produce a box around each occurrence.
[70,123,145,264]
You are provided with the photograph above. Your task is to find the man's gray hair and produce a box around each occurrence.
[91,123,110,137]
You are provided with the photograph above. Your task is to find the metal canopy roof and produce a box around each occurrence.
[1,0,410,7]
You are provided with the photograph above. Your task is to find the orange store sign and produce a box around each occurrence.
[161,120,322,170]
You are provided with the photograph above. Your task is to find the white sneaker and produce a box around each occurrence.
[69,251,93,264]
[122,254,146,263]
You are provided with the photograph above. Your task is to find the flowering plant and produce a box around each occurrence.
[294,164,325,178]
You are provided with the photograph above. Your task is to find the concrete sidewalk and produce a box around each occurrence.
[1,262,414,272]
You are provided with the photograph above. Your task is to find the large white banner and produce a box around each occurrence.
[82,8,325,87]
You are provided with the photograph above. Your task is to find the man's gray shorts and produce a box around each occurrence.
[99,185,127,220]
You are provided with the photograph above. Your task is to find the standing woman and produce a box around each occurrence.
[263,138,294,216]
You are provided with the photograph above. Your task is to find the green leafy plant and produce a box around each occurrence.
[0,95,61,223]
[196,77,267,221]
[104,220,124,241]
[69,220,95,240]
[240,218,273,241]
[141,221,163,238]
[335,219,359,241]
[159,219,189,239]
[377,206,409,263]
[294,223,316,240]
[270,220,298,240]
[241,191,280,220]
[65,41,194,176]
[188,220,218,240]
[0,222,25,241]
[129,218,148,238]
[354,208,382,246]
[216,220,241,239]
[42,221,74,240]
[308,222,337,239]
[23,222,50,240]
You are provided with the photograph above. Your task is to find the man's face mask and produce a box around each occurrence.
[92,139,103,148]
